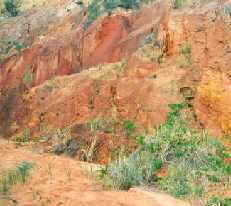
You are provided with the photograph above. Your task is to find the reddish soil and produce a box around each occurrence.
[0,140,191,206]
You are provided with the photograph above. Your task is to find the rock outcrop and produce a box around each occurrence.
[1,0,231,140]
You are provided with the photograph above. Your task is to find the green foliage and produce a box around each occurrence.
[3,0,21,17]
[101,149,161,189]
[180,43,191,55]
[0,161,34,195]
[22,69,34,87]
[160,166,191,198]
[123,120,136,137]
[119,0,140,9]
[75,0,84,6]
[101,103,231,203]
[87,117,117,134]
[104,0,120,12]
[224,4,231,17]
[15,43,25,52]
[88,118,106,133]
[207,197,231,206]
[14,128,30,145]
[84,1,103,29]
[177,43,192,67]
[172,0,187,9]
[85,0,155,28]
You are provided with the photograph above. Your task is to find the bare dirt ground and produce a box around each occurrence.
[0,139,191,206]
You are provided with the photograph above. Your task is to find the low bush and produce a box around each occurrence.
[172,0,187,9]
[84,0,155,28]
[176,43,192,67]
[224,4,231,17]
[22,69,34,87]
[52,128,79,157]
[206,197,231,206]
[123,120,136,137]
[0,161,34,195]
[3,0,21,17]
[101,103,231,203]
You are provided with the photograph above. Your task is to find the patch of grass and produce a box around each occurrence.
[52,128,78,157]
[180,43,191,55]
[123,120,136,137]
[88,118,106,133]
[3,0,21,17]
[176,43,192,67]
[15,42,25,52]
[84,0,103,29]
[100,103,231,203]
[87,117,117,134]
[0,161,34,195]
[80,135,99,162]
[101,149,162,189]
[13,128,30,145]
[224,4,231,17]
[206,197,231,206]
[172,0,187,9]
[0,41,26,64]
[22,68,34,87]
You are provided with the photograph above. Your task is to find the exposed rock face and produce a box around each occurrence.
[82,15,133,67]
[195,69,231,136]
[0,1,167,90]
[2,0,231,139]
[0,2,169,137]
[0,33,83,88]
[15,61,174,136]
[0,0,81,62]
[0,14,139,89]
[189,6,231,135]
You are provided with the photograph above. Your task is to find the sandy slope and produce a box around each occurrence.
[0,140,191,206]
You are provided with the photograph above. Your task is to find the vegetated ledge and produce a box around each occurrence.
[100,103,231,206]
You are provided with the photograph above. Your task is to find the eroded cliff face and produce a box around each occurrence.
[186,3,231,136]
[0,1,168,137]
[1,0,231,142]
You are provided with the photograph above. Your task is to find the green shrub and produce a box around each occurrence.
[172,0,187,9]
[101,103,231,203]
[84,1,103,29]
[15,42,25,52]
[104,0,120,13]
[102,150,161,189]
[177,43,192,67]
[87,117,117,134]
[160,166,191,198]
[180,43,191,55]
[14,128,30,145]
[120,0,140,9]
[22,69,34,87]
[207,197,231,206]
[3,0,20,17]
[84,0,155,28]
[123,120,136,137]
[0,161,34,195]
[224,4,231,17]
